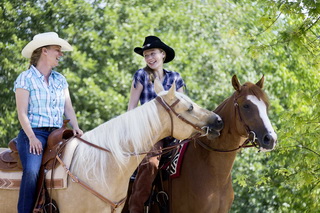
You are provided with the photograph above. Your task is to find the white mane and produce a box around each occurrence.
[71,100,161,183]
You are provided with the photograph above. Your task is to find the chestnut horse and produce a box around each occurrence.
[168,75,277,213]
[0,80,223,213]
[122,75,277,213]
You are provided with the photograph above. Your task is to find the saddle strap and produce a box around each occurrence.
[55,155,126,212]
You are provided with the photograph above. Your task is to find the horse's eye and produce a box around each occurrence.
[188,105,194,112]
[243,104,250,109]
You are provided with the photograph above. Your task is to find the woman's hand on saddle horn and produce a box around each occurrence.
[73,127,83,136]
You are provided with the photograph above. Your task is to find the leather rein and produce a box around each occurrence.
[55,152,126,213]
[73,95,208,156]
[196,95,259,153]
[55,95,209,212]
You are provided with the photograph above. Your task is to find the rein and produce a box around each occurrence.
[53,95,210,211]
[74,96,207,156]
[75,133,201,157]
[196,131,258,153]
[146,133,202,158]
[45,136,126,213]
[196,95,259,153]
[55,154,126,213]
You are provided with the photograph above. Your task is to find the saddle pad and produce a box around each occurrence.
[0,137,79,190]
[165,142,189,179]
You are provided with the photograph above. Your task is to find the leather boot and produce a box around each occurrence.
[128,140,163,213]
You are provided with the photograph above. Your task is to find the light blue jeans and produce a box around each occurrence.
[17,128,51,213]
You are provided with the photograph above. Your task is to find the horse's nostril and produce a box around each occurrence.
[215,117,224,130]
[263,134,273,145]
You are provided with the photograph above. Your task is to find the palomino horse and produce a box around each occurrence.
[0,79,223,213]
[168,75,277,213]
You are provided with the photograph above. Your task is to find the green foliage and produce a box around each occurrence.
[1,0,320,211]
[230,0,320,212]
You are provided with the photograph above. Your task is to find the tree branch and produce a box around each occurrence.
[256,12,282,37]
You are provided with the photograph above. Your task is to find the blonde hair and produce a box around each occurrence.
[144,66,156,83]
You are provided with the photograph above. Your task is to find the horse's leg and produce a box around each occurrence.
[218,176,234,213]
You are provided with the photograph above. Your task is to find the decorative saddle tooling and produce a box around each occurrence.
[0,138,22,171]
[161,142,189,179]
[0,120,78,190]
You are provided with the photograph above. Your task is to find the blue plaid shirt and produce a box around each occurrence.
[13,65,68,128]
[133,68,185,105]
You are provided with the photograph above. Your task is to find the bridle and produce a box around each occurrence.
[233,95,259,148]
[196,94,259,152]
[196,131,258,153]
[54,95,212,212]
[155,96,210,137]
[73,95,210,156]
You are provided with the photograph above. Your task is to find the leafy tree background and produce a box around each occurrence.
[1,0,319,212]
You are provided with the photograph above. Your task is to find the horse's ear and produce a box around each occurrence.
[154,78,164,94]
[256,75,264,88]
[167,81,176,99]
[232,75,241,92]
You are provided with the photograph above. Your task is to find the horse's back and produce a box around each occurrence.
[0,148,20,212]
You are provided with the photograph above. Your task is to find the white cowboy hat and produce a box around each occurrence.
[21,32,73,58]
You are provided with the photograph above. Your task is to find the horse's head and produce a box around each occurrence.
[154,79,223,140]
[232,75,277,151]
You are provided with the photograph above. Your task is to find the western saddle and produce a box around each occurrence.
[0,120,74,172]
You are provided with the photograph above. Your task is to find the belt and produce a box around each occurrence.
[34,127,59,132]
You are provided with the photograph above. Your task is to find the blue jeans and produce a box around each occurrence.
[17,128,51,213]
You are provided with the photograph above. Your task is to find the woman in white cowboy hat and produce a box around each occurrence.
[127,35,185,213]
[14,32,83,213]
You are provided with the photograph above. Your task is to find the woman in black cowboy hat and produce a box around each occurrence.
[127,36,185,213]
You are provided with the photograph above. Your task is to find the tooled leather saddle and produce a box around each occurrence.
[0,120,74,172]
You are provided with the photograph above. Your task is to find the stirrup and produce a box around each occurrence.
[44,202,58,213]
[156,191,169,208]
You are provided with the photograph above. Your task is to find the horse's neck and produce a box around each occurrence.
[191,96,247,173]
[184,139,237,182]
[70,102,165,193]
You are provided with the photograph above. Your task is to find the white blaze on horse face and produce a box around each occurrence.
[247,95,277,140]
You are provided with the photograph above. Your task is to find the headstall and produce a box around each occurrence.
[155,96,209,137]
[196,95,259,152]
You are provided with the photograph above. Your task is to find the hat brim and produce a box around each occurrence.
[21,37,73,58]
[134,43,175,63]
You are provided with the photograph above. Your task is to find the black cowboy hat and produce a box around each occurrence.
[134,36,175,63]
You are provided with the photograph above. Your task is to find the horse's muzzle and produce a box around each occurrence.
[206,114,224,139]
[258,131,277,151]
